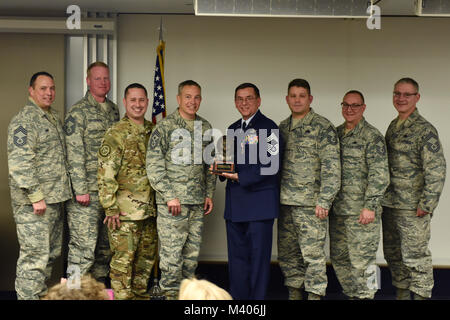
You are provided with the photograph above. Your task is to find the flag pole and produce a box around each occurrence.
[151,16,167,124]
[150,16,166,300]
[159,16,163,42]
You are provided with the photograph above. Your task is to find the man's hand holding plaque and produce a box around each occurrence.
[211,135,235,174]
[210,135,239,181]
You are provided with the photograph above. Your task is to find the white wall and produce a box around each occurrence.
[117,14,450,266]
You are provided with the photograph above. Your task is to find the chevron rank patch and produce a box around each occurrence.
[13,125,27,147]
[64,115,76,136]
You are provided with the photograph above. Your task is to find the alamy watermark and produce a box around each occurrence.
[66,5,81,30]
[366,264,381,291]
[66,265,81,290]
[367,4,381,30]
[67,4,380,31]
[155,122,280,176]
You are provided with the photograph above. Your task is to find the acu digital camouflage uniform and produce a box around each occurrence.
[146,109,216,299]
[278,108,341,298]
[329,117,389,299]
[7,98,72,300]
[64,90,120,280]
[98,116,157,300]
[382,108,446,298]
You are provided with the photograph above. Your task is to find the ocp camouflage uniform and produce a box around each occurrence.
[382,108,446,298]
[64,90,120,280]
[278,108,341,297]
[98,116,157,300]
[146,109,216,299]
[329,117,389,299]
[7,98,72,300]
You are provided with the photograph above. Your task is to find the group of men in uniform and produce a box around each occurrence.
[7,67,216,300]
[7,63,121,300]
[7,65,446,301]
[277,78,446,301]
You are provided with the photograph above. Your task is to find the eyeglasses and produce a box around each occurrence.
[235,96,256,104]
[341,102,364,110]
[393,92,418,98]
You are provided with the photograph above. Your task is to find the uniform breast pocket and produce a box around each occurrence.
[37,128,61,153]
[298,136,316,149]
[169,137,192,165]
[392,138,417,153]
[37,131,64,181]
[342,142,365,181]
[86,122,107,155]
[342,141,365,162]
[124,144,145,169]
[295,138,318,160]
[292,145,319,183]
[87,119,107,137]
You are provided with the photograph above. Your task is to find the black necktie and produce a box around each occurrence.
[242,122,247,131]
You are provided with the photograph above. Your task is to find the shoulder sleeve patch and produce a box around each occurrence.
[99,144,112,158]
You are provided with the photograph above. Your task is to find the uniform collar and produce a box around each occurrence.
[123,115,153,134]
[289,108,315,131]
[341,117,366,137]
[27,97,56,117]
[241,110,259,127]
[243,109,262,130]
[85,90,110,110]
[399,108,420,129]
[173,108,201,128]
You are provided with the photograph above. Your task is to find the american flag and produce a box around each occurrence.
[152,39,166,124]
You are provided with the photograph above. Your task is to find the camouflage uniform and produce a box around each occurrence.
[64,90,119,279]
[382,108,446,298]
[98,116,157,300]
[7,98,72,300]
[146,109,216,299]
[329,117,389,299]
[278,108,341,297]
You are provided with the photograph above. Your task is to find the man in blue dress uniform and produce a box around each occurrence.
[214,83,281,300]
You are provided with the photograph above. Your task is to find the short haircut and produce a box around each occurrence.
[344,90,365,104]
[178,80,201,95]
[179,278,233,300]
[288,78,311,95]
[87,61,109,78]
[29,71,53,88]
[124,83,148,97]
[395,77,419,92]
[42,275,110,300]
[234,83,260,99]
